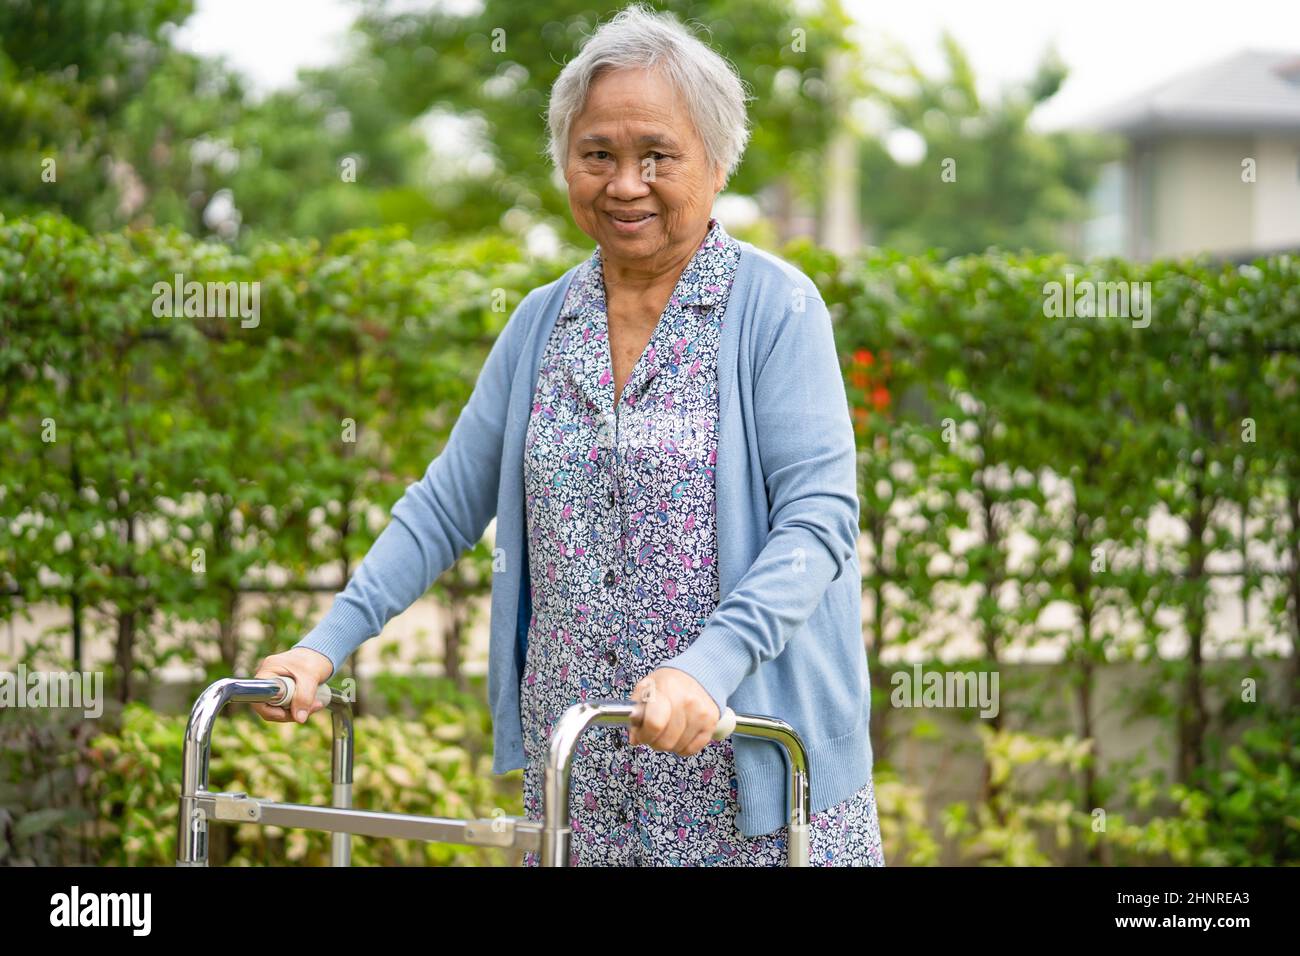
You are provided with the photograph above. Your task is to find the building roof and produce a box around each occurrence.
[1080,49,1300,136]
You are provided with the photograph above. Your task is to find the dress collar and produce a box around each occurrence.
[558,216,737,321]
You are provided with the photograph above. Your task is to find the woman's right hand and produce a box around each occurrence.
[252,647,336,724]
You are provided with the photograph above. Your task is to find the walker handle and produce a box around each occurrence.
[712,706,738,740]
[629,701,737,740]
[268,675,333,710]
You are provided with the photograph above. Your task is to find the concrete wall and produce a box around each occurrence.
[1250,134,1300,251]
[1148,135,1254,259]
[1115,132,1300,260]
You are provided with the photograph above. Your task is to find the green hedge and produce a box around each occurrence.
[783,241,1300,775]
[1,211,567,690]
[3,213,1299,864]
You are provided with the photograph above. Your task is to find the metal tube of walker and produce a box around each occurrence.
[540,700,811,867]
[175,676,352,866]
[175,678,807,867]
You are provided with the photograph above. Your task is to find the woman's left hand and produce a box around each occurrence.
[628,668,721,757]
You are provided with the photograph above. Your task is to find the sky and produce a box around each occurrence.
[844,0,1300,130]
[172,0,1300,130]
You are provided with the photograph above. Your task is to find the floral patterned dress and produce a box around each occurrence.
[518,217,884,867]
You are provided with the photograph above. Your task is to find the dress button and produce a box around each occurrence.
[607,490,615,507]
[604,569,616,587]
[605,649,618,665]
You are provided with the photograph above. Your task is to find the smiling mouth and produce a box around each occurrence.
[606,212,656,223]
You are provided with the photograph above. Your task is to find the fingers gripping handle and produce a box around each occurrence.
[270,676,332,710]
[629,702,736,739]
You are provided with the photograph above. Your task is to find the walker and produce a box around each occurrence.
[175,676,812,866]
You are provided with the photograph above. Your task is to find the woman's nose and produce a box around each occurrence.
[605,160,652,199]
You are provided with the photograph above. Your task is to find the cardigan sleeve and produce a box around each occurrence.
[659,292,860,716]
[293,289,538,677]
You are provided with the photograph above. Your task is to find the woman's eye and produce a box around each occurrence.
[584,150,668,162]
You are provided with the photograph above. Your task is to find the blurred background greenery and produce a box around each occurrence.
[2,0,1298,867]
[0,0,1112,254]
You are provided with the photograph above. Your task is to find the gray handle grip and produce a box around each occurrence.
[270,676,332,710]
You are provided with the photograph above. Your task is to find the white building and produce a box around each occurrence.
[1078,50,1300,261]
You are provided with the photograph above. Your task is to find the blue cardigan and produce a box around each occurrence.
[295,239,874,838]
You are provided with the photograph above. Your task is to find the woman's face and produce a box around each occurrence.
[564,66,725,273]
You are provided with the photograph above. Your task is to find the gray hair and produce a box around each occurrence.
[545,3,753,185]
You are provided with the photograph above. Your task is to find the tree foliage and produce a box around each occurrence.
[858,34,1114,255]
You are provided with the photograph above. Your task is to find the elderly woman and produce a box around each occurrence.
[253,3,882,867]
